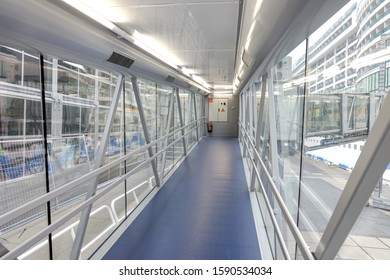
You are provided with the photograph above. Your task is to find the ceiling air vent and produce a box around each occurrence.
[107,52,134,68]
[165,75,175,83]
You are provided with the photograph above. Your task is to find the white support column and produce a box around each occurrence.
[187,92,193,147]
[176,89,188,155]
[131,76,161,188]
[201,94,206,137]
[315,94,390,260]
[70,74,124,260]
[160,89,175,184]
[243,89,250,158]
[193,93,199,141]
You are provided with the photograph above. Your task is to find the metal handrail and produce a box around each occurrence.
[239,121,314,260]
[1,121,204,260]
[240,133,291,259]
[0,117,204,225]
[110,180,150,223]
[0,118,204,230]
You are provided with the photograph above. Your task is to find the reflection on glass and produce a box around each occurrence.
[306,94,341,135]
[0,38,205,259]
[269,40,307,259]
[0,45,49,258]
[300,0,390,259]
[24,54,40,89]
[0,46,22,85]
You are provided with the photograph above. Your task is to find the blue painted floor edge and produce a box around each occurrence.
[103,137,261,260]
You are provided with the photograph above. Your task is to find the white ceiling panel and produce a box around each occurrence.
[78,0,239,86]
[0,0,351,94]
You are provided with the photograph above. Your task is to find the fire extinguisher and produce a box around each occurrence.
[207,121,213,132]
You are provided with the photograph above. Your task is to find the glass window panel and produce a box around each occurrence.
[2,210,51,260]
[23,53,40,89]
[179,90,189,125]
[0,46,22,85]
[182,91,195,149]
[41,57,123,259]
[26,100,44,135]
[124,80,144,153]
[190,94,197,148]
[0,45,49,258]
[62,105,80,135]
[300,0,390,260]
[268,40,307,258]
[1,96,24,136]
[0,42,197,259]
[79,70,96,101]
[156,85,174,174]
[58,65,78,96]
[173,92,184,165]
[179,89,193,152]
[197,93,203,137]
[139,79,157,141]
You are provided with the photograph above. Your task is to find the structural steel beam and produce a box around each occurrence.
[193,93,199,141]
[176,88,188,156]
[131,76,161,188]
[160,89,175,184]
[70,74,124,259]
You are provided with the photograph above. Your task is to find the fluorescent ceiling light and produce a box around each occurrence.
[62,0,116,30]
[133,30,179,70]
[238,71,244,80]
[77,0,128,23]
[213,84,233,90]
[253,0,264,19]
[191,74,211,89]
[238,61,244,73]
[181,66,193,76]
[213,93,233,97]
[245,20,258,50]
[213,90,233,94]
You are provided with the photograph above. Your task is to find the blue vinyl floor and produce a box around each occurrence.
[103,137,261,260]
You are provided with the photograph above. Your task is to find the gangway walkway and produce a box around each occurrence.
[103,137,261,260]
